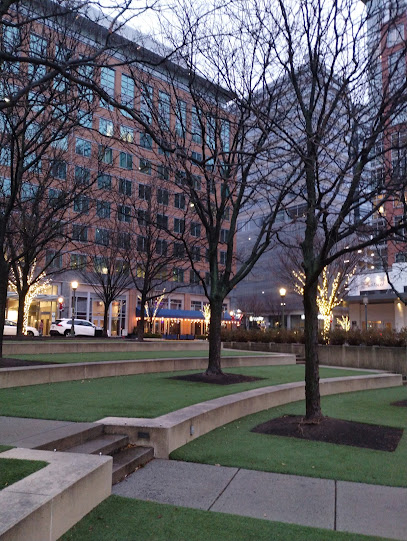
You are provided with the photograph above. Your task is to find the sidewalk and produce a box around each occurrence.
[113,459,407,541]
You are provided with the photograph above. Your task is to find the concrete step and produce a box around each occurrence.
[67,434,129,456]
[112,446,154,485]
[34,423,104,452]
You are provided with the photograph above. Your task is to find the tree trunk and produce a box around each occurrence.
[103,303,109,337]
[17,287,29,336]
[206,298,223,375]
[303,279,322,420]
[137,294,147,342]
[0,258,10,357]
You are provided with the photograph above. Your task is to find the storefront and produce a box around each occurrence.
[136,308,232,336]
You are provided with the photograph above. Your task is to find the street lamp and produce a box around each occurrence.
[70,281,78,336]
[58,296,64,317]
[363,295,368,330]
[279,287,286,330]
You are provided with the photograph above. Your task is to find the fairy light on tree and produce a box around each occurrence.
[201,304,211,335]
[294,266,355,340]
[337,315,351,332]
[9,261,50,335]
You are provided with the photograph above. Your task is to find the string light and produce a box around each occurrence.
[201,304,211,334]
[337,315,351,332]
[9,261,50,335]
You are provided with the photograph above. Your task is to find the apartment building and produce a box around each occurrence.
[0,1,232,336]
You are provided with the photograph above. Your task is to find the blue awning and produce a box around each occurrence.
[136,307,231,320]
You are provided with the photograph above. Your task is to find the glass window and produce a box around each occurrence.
[99,118,114,136]
[156,239,168,256]
[72,224,88,242]
[176,99,187,137]
[137,208,150,225]
[174,193,185,209]
[120,152,133,170]
[28,34,47,78]
[97,173,112,190]
[192,107,202,143]
[118,204,131,222]
[158,90,170,129]
[174,242,185,257]
[73,195,89,214]
[75,166,90,185]
[78,110,93,128]
[191,246,200,261]
[190,222,201,237]
[157,213,168,229]
[95,227,110,246]
[99,145,113,164]
[138,184,151,201]
[157,188,169,205]
[137,235,147,252]
[139,158,151,175]
[75,137,91,157]
[172,268,184,283]
[157,165,169,180]
[219,250,227,265]
[121,74,135,116]
[70,254,87,269]
[97,200,111,218]
[140,132,153,149]
[50,160,67,180]
[100,67,115,109]
[119,178,132,196]
[190,271,201,285]
[120,125,134,142]
[174,218,185,234]
[140,84,153,124]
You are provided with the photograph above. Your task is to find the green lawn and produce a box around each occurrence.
[171,386,407,487]
[60,495,393,541]
[0,366,371,421]
[0,456,47,490]
[11,349,261,364]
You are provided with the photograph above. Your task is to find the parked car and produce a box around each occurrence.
[50,318,101,337]
[3,319,39,337]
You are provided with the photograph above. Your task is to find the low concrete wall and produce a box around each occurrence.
[224,342,407,376]
[100,373,402,459]
[0,353,295,389]
[3,339,209,356]
[0,448,111,541]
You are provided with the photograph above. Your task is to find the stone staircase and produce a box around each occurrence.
[33,424,153,485]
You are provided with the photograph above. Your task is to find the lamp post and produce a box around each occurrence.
[70,281,78,336]
[57,296,64,317]
[279,287,286,330]
[363,295,368,330]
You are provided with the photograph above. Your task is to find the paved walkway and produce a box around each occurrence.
[1,416,406,540]
[113,459,407,541]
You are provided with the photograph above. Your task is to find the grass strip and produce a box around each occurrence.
[171,386,407,487]
[0,366,371,422]
[10,349,262,364]
[60,495,393,541]
[0,457,47,490]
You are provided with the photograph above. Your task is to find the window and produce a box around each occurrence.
[120,125,134,142]
[72,224,88,242]
[191,246,201,261]
[156,239,168,256]
[120,152,132,170]
[137,209,150,226]
[191,300,202,310]
[192,107,201,143]
[46,250,62,269]
[50,160,67,180]
[140,132,153,149]
[221,120,230,152]
[174,193,185,209]
[157,165,169,180]
[157,213,168,229]
[51,134,68,151]
[170,299,182,310]
[219,250,227,265]
[192,175,201,191]
[118,204,131,222]
[0,147,11,166]
[206,115,216,150]
[95,227,110,246]
[121,74,135,116]
[100,67,115,109]
[48,188,63,207]
[220,228,229,243]
[75,137,91,157]
[75,166,90,185]
[157,188,169,205]
[99,118,114,137]
[190,271,201,285]
[175,170,186,186]
[78,110,93,128]
[191,151,202,163]
[139,184,151,201]
[94,257,108,274]
[71,254,87,269]
[205,272,211,285]
[3,25,20,73]
[140,84,153,124]
[118,231,131,250]
[388,51,405,93]
[73,195,89,214]
[97,173,112,190]
[99,145,113,165]
[388,24,405,47]
[97,200,111,218]
[222,206,230,220]
[176,100,187,137]
[137,235,147,252]
[172,268,184,283]
[190,222,201,237]
[139,158,151,175]
[158,90,170,129]
[28,34,47,78]
[174,218,185,234]
[21,182,38,202]
[395,252,407,263]
[174,242,185,257]
[119,178,132,196]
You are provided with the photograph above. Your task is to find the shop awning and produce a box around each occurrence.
[136,307,231,320]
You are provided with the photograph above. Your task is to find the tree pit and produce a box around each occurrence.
[169,373,264,385]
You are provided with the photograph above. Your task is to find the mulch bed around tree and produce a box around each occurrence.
[0,358,52,368]
[251,415,403,452]
[169,373,265,385]
[391,400,407,407]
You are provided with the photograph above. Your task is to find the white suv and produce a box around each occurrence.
[3,319,39,337]
[50,319,100,337]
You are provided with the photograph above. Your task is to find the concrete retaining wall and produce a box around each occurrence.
[3,339,209,356]
[0,353,295,389]
[224,342,407,376]
[100,373,402,458]
[0,448,111,541]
